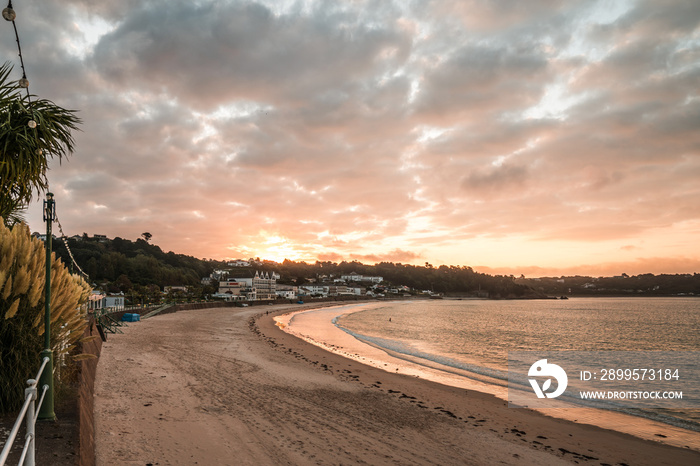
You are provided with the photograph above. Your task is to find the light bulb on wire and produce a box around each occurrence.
[2,7,15,21]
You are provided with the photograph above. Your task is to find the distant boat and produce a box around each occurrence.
[430,295,443,299]
[560,296,569,300]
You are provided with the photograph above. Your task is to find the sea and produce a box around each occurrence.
[277,297,700,449]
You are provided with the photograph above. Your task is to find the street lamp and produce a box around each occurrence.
[38,192,56,421]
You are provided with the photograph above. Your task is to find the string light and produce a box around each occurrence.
[4,0,30,100]
[2,5,14,21]
[55,212,91,282]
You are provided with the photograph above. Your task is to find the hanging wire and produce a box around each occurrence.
[5,2,88,283]
[3,0,31,101]
[55,212,90,282]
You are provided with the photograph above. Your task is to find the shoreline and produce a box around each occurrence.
[275,302,700,451]
[260,305,700,464]
[92,303,699,465]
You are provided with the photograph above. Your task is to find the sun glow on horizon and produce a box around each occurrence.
[251,231,306,263]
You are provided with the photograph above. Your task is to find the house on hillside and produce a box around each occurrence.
[341,273,383,284]
[227,259,250,267]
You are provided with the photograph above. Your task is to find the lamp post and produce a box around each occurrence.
[38,192,56,421]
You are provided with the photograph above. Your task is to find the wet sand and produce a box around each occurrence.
[94,304,700,465]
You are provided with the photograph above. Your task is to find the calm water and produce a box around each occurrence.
[333,297,700,432]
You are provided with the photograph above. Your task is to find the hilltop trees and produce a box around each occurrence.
[53,235,220,292]
[51,237,537,299]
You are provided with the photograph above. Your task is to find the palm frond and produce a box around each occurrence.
[0,61,81,224]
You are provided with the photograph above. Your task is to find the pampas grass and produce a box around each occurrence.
[0,220,90,413]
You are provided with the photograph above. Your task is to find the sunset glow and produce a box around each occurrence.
[7,0,698,277]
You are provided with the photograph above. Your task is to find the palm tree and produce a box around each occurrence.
[0,62,81,226]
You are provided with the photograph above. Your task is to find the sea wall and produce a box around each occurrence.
[77,315,102,466]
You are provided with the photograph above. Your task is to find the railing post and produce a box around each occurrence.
[24,380,37,466]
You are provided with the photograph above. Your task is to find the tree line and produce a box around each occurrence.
[52,236,699,299]
[521,274,700,296]
[52,237,539,299]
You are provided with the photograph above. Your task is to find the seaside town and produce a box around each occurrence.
[88,267,404,313]
[34,232,700,317]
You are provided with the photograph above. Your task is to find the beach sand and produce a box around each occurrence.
[94,304,700,465]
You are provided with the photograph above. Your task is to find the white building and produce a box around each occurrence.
[87,292,125,312]
[211,269,228,281]
[341,273,383,284]
[328,285,357,296]
[253,271,277,300]
[298,285,329,297]
[275,285,298,300]
[227,260,250,267]
[218,271,278,301]
[104,295,125,310]
[217,279,253,301]
[214,279,249,301]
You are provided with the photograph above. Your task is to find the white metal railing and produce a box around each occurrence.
[0,357,50,466]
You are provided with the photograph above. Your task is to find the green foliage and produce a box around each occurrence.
[265,259,533,297]
[0,62,81,226]
[521,274,700,296]
[53,236,222,293]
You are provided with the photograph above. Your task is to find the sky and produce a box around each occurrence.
[3,0,699,277]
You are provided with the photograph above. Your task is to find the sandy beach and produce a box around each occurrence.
[94,304,700,465]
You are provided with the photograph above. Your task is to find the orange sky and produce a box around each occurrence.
[9,0,699,277]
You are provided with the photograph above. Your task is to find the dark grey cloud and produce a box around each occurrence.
[414,43,551,121]
[92,0,411,110]
[461,162,529,198]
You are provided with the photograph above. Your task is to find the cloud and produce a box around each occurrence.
[460,162,529,198]
[414,43,551,123]
[350,248,422,264]
[6,0,697,276]
[92,0,411,110]
[479,256,700,278]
